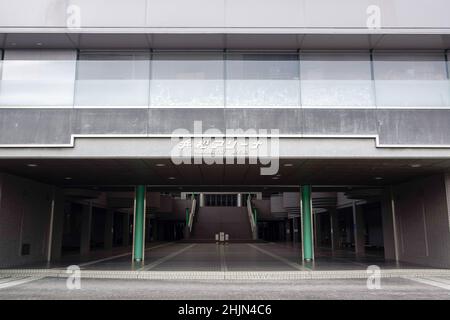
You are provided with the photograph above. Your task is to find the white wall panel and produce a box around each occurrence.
[2,0,450,29]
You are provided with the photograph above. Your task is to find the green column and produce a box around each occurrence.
[301,185,313,261]
[133,185,146,262]
[186,208,190,225]
[253,208,257,224]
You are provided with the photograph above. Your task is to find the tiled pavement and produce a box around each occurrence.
[1,242,449,280]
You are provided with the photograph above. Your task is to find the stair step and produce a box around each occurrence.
[190,207,253,241]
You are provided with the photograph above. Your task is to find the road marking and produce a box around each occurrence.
[0,276,43,290]
[78,242,175,267]
[140,244,197,271]
[404,276,450,291]
[247,244,306,271]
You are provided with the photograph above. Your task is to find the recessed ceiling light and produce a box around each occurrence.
[155,163,166,167]
[64,177,72,180]
[36,42,43,46]
[283,163,293,167]
[272,176,280,180]
[10,42,16,46]
[168,177,176,180]
[410,163,422,168]
[27,163,38,167]
[374,177,383,180]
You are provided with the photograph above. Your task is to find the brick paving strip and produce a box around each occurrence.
[1,268,450,281]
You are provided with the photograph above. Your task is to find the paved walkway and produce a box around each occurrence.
[1,243,449,299]
[2,242,450,281]
[1,276,449,300]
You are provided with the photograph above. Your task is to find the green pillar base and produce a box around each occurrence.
[133,185,146,262]
[301,185,314,261]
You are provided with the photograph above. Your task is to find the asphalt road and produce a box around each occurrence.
[0,276,449,300]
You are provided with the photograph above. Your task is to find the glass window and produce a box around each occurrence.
[226,53,300,107]
[373,52,449,107]
[300,52,374,107]
[75,52,150,107]
[0,51,76,107]
[150,52,224,107]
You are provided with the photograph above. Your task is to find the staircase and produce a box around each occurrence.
[190,207,253,241]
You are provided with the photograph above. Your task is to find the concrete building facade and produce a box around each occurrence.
[0,0,450,270]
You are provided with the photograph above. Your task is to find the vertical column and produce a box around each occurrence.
[80,202,92,256]
[380,188,399,261]
[104,209,114,251]
[133,185,146,262]
[330,208,341,251]
[301,185,314,261]
[237,193,242,207]
[292,217,299,243]
[122,213,130,247]
[199,193,205,207]
[352,202,366,257]
[315,213,321,248]
[49,187,65,262]
[285,218,291,242]
[153,219,158,241]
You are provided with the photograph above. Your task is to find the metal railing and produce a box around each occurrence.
[246,195,257,240]
[188,198,197,233]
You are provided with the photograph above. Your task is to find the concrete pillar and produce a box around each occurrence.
[122,213,130,247]
[49,188,65,262]
[285,218,291,242]
[301,185,314,261]
[80,202,92,256]
[352,202,366,257]
[330,208,341,251]
[237,193,242,207]
[199,193,205,207]
[381,188,398,261]
[104,209,114,251]
[314,212,318,247]
[292,217,300,243]
[153,219,158,241]
[133,185,146,262]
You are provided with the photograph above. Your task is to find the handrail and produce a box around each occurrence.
[246,195,257,240]
[188,198,197,233]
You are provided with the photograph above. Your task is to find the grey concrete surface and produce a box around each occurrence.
[2,108,450,147]
[0,276,449,300]
[2,242,438,272]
